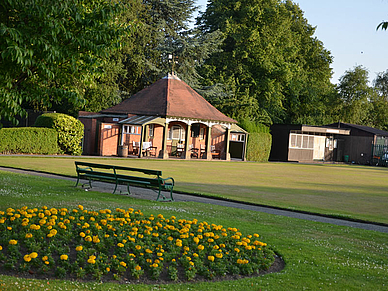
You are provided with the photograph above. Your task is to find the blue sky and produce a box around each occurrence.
[194,0,388,84]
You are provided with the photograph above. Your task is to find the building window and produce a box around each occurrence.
[200,128,205,140]
[148,124,154,137]
[123,125,140,135]
[231,133,245,142]
[289,133,314,149]
[168,125,185,140]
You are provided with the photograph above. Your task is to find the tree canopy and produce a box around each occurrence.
[0,0,131,123]
[196,0,334,125]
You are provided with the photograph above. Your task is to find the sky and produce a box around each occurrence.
[194,0,388,84]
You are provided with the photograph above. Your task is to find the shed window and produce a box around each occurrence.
[289,133,314,149]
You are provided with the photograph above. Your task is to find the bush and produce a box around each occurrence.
[246,132,272,162]
[238,118,272,162]
[34,113,84,155]
[0,128,60,154]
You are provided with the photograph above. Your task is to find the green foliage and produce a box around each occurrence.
[238,118,270,134]
[34,113,83,155]
[238,119,271,162]
[0,128,59,154]
[0,0,131,123]
[197,0,333,124]
[246,133,272,162]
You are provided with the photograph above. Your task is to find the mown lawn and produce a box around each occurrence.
[0,156,387,224]
[0,171,387,290]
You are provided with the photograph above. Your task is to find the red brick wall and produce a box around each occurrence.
[99,123,120,156]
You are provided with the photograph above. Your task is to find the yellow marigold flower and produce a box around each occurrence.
[213,245,219,250]
[189,261,194,266]
[216,253,223,259]
[93,236,100,243]
[24,255,32,262]
[193,237,199,244]
[87,259,96,264]
[152,263,158,268]
[25,233,33,239]
[197,245,204,251]
[135,245,141,250]
[193,253,198,257]
[135,265,141,271]
[106,267,110,272]
[0,219,5,223]
[117,243,124,248]
[78,205,84,211]
[145,249,152,254]
[42,256,48,261]
[0,246,2,251]
[207,256,215,262]
[208,238,214,243]
[85,236,92,242]
[45,261,49,265]
[76,246,83,251]
[9,239,17,245]
[157,252,163,257]
[30,252,38,259]
[7,227,12,230]
[60,254,68,260]
[120,261,127,267]
[234,248,240,253]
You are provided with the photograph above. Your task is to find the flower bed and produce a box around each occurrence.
[0,205,275,282]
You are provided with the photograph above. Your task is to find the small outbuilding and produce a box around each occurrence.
[79,74,247,161]
[269,122,388,165]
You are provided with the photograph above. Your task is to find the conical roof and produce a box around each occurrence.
[101,74,236,124]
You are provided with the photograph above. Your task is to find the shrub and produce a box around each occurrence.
[0,128,59,154]
[246,132,272,162]
[34,113,84,155]
[238,118,272,162]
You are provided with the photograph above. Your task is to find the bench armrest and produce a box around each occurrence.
[160,177,174,186]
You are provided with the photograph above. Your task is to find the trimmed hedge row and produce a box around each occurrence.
[246,132,272,162]
[0,128,60,155]
[34,113,84,155]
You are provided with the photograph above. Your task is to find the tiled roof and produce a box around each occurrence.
[101,74,236,124]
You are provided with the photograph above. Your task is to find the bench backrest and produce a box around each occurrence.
[75,161,162,177]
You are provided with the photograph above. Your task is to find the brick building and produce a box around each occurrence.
[79,74,247,160]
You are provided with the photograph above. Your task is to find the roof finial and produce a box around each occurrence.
[168,53,178,75]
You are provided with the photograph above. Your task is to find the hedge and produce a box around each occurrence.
[0,128,60,155]
[246,132,272,162]
[34,113,84,155]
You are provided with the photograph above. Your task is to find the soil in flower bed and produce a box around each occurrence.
[0,255,284,284]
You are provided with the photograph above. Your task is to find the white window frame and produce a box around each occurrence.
[289,133,314,150]
[168,125,185,141]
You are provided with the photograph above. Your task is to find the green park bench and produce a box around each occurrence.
[74,161,174,201]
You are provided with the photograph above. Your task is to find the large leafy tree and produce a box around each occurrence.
[335,66,374,126]
[119,0,224,97]
[371,70,388,130]
[0,0,130,123]
[196,0,333,125]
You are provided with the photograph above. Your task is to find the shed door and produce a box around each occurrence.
[313,136,326,160]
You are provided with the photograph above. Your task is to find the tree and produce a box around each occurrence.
[371,70,388,130]
[196,0,333,124]
[118,0,224,96]
[335,66,374,125]
[0,0,131,124]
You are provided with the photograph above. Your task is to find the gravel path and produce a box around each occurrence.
[1,166,387,234]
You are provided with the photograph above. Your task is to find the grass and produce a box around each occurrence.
[0,171,387,290]
[0,156,387,224]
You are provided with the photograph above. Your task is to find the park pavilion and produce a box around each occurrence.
[79,73,247,160]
